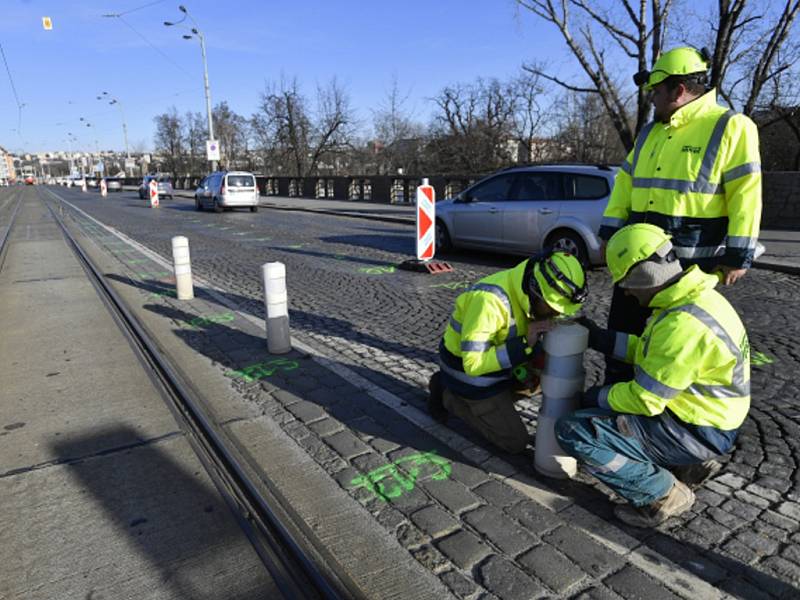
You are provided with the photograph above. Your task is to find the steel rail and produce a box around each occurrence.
[0,188,24,274]
[41,190,358,600]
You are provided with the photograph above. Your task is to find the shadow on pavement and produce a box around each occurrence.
[104,276,797,598]
[51,426,267,600]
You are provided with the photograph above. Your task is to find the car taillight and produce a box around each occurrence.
[221,185,226,195]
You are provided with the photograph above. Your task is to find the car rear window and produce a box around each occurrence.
[227,175,255,187]
[158,177,172,183]
[566,174,609,200]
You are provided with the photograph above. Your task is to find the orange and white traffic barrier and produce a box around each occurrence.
[149,179,159,208]
[100,178,107,197]
[171,236,194,300]
[416,178,435,261]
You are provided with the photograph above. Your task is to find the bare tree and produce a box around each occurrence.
[372,76,425,174]
[183,111,206,174]
[427,77,519,173]
[517,1,800,151]
[517,0,673,151]
[705,0,800,114]
[252,77,356,177]
[212,102,249,169]
[153,107,184,175]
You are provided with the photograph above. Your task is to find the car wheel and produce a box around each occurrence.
[546,229,589,267]
[195,196,203,211]
[435,219,452,252]
[213,197,223,213]
[250,206,258,213]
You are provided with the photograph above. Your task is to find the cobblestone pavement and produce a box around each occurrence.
[47,187,800,598]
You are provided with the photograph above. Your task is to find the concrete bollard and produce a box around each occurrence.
[262,262,291,354]
[534,323,589,479]
[171,236,194,300]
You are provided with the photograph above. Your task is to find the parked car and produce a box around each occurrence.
[194,171,259,212]
[434,164,617,266]
[138,174,173,199]
[104,178,122,192]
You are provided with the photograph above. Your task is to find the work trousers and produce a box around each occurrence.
[555,408,699,507]
[443,387,529,454]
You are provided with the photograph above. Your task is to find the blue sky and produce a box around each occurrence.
[0,0,583,153]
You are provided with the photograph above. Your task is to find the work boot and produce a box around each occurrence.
[671,459,722,487]
[427,372,448,424]
[614,481,695,528]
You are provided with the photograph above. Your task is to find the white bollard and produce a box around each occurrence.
[534,323,589,479]
[171,236,194,300]
[262,262,291,354]
[100,178,107,197]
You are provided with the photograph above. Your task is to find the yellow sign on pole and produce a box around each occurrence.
[42,17,53,30]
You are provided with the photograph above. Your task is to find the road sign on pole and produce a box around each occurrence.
[206,140,220,162]
[416,178,435,261]
[149,179,159,208]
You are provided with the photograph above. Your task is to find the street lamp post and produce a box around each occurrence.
[165,5,216,172]
[97,91,130,159]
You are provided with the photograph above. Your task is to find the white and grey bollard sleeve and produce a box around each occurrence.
[171,236,194,300]
[262,261,292,354]
[534,323,589,479]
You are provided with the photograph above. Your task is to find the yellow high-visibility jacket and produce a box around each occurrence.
[598,266,750,455]
[439,260,537,400]
[599,90,761,268]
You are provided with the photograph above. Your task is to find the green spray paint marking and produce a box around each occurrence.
[138,271,171,279]
[332,254,348,261]
[127,259,147,264]
[751,350,774,366]
[233,232,249,236]
[358,265,396,275]
[429,281,471,290]
[185,311,235,329]
[149,289,177,299]
[350,451,451,501]
[226,358,300,382]
[286,243,307,249]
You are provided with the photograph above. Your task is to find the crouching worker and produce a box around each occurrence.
[556,224,750,527]
[428,250,587,454]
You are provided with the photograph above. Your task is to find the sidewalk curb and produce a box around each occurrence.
[752,260,800,276]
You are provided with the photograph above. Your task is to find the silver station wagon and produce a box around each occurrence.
[435,164,617,266]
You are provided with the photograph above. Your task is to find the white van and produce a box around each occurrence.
[194,171,259,212]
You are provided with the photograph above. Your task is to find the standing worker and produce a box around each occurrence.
[559,224,750,527]
[599,46,761,384]
[428,250,587,454]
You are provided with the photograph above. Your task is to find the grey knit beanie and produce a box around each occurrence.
[618,240,682,289]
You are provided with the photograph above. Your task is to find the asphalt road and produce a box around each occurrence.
[44,186,800,598]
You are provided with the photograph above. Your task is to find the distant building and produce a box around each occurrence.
[0,146,16,182]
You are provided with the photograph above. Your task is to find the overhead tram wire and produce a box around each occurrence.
[101,13,194,80]
[111,0,167,17]
[0,42,25,134]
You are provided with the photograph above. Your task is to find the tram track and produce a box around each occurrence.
[35,190,359,600]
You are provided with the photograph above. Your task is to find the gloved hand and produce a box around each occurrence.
[580,385,603,409]
[575,316,614,354]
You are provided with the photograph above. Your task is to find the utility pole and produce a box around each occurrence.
[165,5,217,172]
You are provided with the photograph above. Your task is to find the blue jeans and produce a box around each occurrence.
[555,408,677,507]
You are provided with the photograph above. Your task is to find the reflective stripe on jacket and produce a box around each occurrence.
[439,260,536,400]
[599,266,750,452]
[600,90,761,269]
